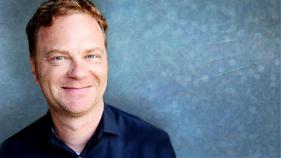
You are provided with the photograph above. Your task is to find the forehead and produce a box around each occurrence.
[38,12,104,39]
[36,13,105,53]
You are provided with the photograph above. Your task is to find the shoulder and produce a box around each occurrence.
[0,115,49,157]
[106,105,176,157]
[107,104,166,135]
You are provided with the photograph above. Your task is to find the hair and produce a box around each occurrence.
[26,0,108,57]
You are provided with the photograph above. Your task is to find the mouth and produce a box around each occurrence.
[61,85,93,94]
[62,85,92,89]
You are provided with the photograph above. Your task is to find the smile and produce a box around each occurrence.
[61,86,93,94]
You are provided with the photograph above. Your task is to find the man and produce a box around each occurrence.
[0,0,176,157]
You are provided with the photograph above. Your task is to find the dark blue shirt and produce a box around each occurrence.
[0,104,176,158]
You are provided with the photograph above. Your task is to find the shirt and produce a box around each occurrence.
[0,104,176,158]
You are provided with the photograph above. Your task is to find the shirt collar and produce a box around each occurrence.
[46,104,121,142]
[44,105,121,155]
[102,104,121,136]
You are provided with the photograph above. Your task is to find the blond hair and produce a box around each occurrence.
[26,0,108,57]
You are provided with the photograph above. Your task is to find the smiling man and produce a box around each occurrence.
[0,0,175,158]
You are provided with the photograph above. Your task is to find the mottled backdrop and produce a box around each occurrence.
[0,0,280,158]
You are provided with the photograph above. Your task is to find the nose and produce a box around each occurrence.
[67,59,88,79]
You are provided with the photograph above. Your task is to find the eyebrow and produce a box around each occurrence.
[44,49,69,58]
[44,48,105,58]
[84,48,106,54]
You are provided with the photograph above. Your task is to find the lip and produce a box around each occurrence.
[61,86,93,94]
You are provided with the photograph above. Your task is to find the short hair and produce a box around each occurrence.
[26,0,108,57]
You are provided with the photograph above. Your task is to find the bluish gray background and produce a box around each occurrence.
[0,0,280,157]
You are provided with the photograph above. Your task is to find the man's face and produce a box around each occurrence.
[31,13,108,117]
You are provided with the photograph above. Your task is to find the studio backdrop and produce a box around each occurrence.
[0,0,280,157]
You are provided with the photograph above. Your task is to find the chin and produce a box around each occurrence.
[59,100,97,117]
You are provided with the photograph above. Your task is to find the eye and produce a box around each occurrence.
[85,54,101,60]
[51,56,66,61]
[48,56,69,65]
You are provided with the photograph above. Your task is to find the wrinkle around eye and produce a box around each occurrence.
[47,56,70,65]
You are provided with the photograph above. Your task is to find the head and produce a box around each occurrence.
[27,0,108,57]
[27,0,109,117]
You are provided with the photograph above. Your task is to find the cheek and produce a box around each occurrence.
[38,65,68,84]
[92,64,108,80]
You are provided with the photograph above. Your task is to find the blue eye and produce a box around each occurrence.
[52,56,65,60]
[86,54,101,59]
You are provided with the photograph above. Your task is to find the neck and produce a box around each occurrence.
[50,102,104,154]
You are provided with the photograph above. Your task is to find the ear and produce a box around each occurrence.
[29,57,39,84]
